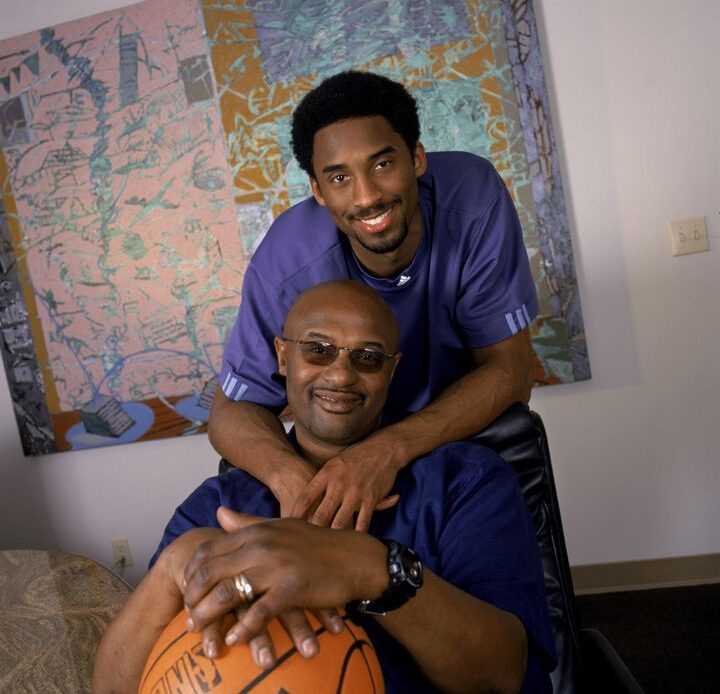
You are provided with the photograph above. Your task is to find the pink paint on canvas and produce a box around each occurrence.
[0,0,245,412]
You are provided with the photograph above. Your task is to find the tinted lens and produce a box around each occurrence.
[298,341,338,365]
[295,341,387,372]
[349,349,387,373]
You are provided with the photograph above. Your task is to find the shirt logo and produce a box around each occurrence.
[397,274,411,286]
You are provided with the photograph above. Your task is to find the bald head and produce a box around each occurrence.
[275,281,401,460]
[284,281,399,352]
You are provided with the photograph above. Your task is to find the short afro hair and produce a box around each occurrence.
[291,71,420,178]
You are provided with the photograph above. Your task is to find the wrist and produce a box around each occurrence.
[368,411,451,470]
[154,543,186,594]
[267,451,314,490]
[158,529,222,589]
[353,533,391,601]
[363,426,412,474]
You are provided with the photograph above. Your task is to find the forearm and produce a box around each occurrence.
[363,330,534,467]
[208,391,315,495]
[92,559,184,693]
[376,570,527,694]
[93,529,225,693]
[349,538,527,692]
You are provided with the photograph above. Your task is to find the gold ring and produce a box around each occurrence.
[233,573,254,603]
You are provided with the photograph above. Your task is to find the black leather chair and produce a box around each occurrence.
[475,403,644,694]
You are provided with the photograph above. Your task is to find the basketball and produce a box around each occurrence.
[138,609,384,693]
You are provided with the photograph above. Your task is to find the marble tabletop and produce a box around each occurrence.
[0,549,132,693]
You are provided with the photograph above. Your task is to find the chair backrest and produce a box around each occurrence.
[473,403,581,694]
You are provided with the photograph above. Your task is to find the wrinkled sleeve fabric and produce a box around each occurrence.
[148,477,223,569]
[148,471,279,569]
[217,264,289,412]
[455,180,539,348]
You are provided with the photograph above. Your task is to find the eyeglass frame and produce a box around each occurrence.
[281,337,398,373]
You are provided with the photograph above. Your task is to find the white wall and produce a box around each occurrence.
[1,0,718,585]
[531,0,720,564]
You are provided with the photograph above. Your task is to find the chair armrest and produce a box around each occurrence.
[580,628,645,694]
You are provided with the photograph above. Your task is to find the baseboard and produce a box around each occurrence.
[571,553,720,594]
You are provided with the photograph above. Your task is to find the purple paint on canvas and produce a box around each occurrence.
[500,0,589,379]
[249,0,474,82]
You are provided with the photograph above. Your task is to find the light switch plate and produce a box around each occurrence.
[668,217,710,256]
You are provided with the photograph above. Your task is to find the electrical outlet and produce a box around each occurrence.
[668,217,710,256]
[111,538,133,567]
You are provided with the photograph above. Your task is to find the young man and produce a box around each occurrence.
[211,71,539,532]
[94,282,554,694]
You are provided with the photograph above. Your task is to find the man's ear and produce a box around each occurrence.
[274,336,288,376]
[309,177,327,207]
[413,142,427,178]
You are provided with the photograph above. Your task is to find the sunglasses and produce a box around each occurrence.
[282,338,397,373]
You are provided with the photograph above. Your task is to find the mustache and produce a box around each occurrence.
[349,198,399,220]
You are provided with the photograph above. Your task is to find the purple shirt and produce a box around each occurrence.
[220,152,537,422]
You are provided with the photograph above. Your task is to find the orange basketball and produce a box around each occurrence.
[138,609,384,693]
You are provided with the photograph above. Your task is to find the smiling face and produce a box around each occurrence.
[309,116,427,277]
[274,282,400,463]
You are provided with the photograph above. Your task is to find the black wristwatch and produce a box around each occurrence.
[348,540,424,617]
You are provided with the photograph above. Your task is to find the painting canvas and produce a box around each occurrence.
[0,0,247,454]
[0,0,589,455]
[201,0,590,384]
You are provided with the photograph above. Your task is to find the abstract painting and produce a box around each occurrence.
[202,0,590,383]
[0,0,246,453]
[0,0,589,455]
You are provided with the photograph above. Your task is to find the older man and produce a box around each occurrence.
[94,282,554,693]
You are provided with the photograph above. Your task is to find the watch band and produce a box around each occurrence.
[348,540,424,617]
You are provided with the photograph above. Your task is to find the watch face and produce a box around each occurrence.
[400,548,423,589]
[351,541,424,616]
[387,542,423,595]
